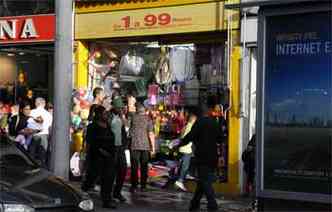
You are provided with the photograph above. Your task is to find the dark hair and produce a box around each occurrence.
[93,105,106,122]
[46,102,53,110]
[199,104,210,116]
[93,87,103,99]
[189,106,200,117]
[19,100,31,110]
[207,95,217,109]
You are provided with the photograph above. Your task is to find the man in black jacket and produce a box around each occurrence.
[179,104,223,212]
[82,105,117,209]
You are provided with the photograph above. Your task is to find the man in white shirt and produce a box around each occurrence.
[29,97,53,168]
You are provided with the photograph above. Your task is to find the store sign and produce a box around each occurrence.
[76,0,217,13]
[0,14,55,44]
[263,11,332,195]
[75,2,224,39]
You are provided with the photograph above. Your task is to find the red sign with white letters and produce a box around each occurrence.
[0,14,55,44]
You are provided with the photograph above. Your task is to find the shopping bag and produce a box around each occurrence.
[70,152,81,177]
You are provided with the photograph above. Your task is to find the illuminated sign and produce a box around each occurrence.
[0,14,55,44]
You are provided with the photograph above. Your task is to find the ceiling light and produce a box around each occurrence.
[7,53,15,57]
[19,52,25,56]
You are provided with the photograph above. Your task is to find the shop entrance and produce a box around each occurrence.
[85,37,230,184]
[0,44,54,105]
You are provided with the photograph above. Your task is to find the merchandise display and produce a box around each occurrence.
[155,47,172,85]
[83,41,230,185]
[119,52,145,76]
[170,47,196,82]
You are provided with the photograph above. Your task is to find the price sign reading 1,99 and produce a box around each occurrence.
[121,13,172,28]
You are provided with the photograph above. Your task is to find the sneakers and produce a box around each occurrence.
[94,185,101,192]
[186,174,195,180]
[114,194,127,202]
[175,181,187,192]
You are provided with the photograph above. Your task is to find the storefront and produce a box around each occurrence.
[0,14,55,104]
[75,0,242,195]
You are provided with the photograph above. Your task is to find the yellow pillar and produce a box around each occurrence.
[213,0,242,196]
[211,46,241,196]
[74,41,89,89]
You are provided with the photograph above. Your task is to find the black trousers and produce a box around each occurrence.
[100,155,116,203]
[81,149,99,191]
[190,165,218,210]
[130,150,149,189]
[28,134,48,168]
[82,149,116,203]
[113,147,127,196]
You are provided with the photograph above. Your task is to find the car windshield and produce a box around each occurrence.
[0,136,38,169]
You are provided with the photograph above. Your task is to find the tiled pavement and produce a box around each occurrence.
[71,182,253,212]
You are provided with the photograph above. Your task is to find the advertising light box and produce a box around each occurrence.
[258,7,332,203]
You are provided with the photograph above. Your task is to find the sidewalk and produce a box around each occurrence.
[70,181,253,212]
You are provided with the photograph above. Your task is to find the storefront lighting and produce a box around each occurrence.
[146,43,160,48]
[146,43,195,50]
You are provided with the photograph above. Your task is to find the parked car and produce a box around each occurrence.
[0,134,94,212]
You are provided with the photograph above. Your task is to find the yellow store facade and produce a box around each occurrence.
[74,0,242,196]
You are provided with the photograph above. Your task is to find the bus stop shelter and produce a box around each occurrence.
[226,0,332,211]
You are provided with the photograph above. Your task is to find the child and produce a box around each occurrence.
[16,116,43,150]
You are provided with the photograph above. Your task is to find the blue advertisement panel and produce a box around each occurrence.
[264,11,332,194]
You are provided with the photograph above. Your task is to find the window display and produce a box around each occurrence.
[0,46,54,104]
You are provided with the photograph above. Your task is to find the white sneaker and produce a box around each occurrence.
[186,174,195,180]
[94,185,101,192]
[175,181,187,191]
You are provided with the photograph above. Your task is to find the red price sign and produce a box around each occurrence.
[121,13,172,28]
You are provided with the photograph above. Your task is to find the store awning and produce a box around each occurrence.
[224,0,330,10]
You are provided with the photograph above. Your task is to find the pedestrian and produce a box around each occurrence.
[82,87,105,190]
[129,103,155,192]
[242,134,256,196]
[28,97,53,168]
[178,103,223,212]
[82,105,117,209]
[88,87,105,122]
[7,102,29,140]
[107,96,128,202]
[8,104,23,138]
[8,101,41,149]
[174,109,198,192]
[46,102,54,115]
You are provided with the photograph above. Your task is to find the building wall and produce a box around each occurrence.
[74,41,89,89]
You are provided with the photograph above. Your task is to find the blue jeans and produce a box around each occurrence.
[178,153,192,182]
[190,166,218,210]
